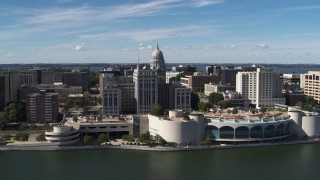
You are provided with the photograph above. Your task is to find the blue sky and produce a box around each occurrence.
[0,0,320,64]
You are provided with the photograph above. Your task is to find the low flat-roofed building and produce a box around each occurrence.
[65,115,133,139]
[204,83,236,96]
[181,74,220,93]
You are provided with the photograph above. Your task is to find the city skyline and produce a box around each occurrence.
[1,0,320,64]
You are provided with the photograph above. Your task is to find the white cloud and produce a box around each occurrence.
[56,0,74,3]
[181,45,193,50]
[80,25,214,41]
[257,43,269,49]
[6,53,16,57]
[74,43,87,51]
[272,5,320,12]
[193,0,224,7]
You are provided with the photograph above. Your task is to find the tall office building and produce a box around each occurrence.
[133,66,158,114]
[102,84,121,116]
[134,44,172,114]
[26,90,59,123]
[301,71,320,103]
[19,69,41,85]
[236,68,285,108]
[100,69,135,115]
[0,71,20,110]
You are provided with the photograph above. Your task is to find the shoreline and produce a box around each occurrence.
[1,139,320,152]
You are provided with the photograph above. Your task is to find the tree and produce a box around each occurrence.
[232,108,238,116]
[1,134,12,141]
[201,136,212,146]
[14,133,29,141]
[89,72,99,88]
[63,98,74,112]
[0,111,7,130]
[96,96,102,105]
[83,91,92,99]
[154,134,167,146]
[98,133,108,144]
[169,74,183,84]
[150,103,163,116]
[36,133,46,142]
[159,137,167,146]
[83,91,92,106]
[260,107,267,114]
[208,92,224,105]
[227,109,231,115]
[191,91,200,110]
[250,109,256,114]
[122,134,134,142]
[198,102,211,112]
[3,102,25,123]
[183,112,190,120]
[72,116,78,122]
[138,131,150,143]
[300,96,320,112]
[82,106,89,115]
[218,100,231,109]
[83,134,93,145]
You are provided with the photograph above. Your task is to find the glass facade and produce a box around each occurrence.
[250,126,263,138]
[276,124,284,136]
[206,122,291,141]
[235,126,249,138]
[264,125,275,138]
[206,126,219,138]
[220,126,234,139]
[284,123,291,135]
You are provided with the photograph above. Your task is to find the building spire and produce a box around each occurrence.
[157,42,159,49]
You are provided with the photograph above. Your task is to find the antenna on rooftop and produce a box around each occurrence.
[137,45,140,64]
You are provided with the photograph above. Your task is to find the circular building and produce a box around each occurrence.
[206,117,292,143]
[45,126,80,146]
[302,115,320,138]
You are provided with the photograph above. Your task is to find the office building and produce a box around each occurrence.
[169,84,191,111]
[180,74,220,92]
[204,83,236,96]
[300,71,320,103]
[0,71,20,110]
[236,68,285,108]
[26,90,59,123]
[19,83,82,101]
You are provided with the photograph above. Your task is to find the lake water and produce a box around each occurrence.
[1,143,319,180]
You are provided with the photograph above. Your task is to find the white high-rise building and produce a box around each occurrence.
[133,66,158,114]
[236,68,285,108]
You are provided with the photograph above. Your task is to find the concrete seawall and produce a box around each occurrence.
[2,140,320,152]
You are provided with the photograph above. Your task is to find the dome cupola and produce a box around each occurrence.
[150,43,166,70]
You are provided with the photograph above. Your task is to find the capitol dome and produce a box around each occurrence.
[150,43,166,71]
[152,45,164,60]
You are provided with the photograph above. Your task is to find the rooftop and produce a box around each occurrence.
[65,116,132,126]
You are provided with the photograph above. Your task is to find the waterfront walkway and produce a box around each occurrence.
[1,139,320,152]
